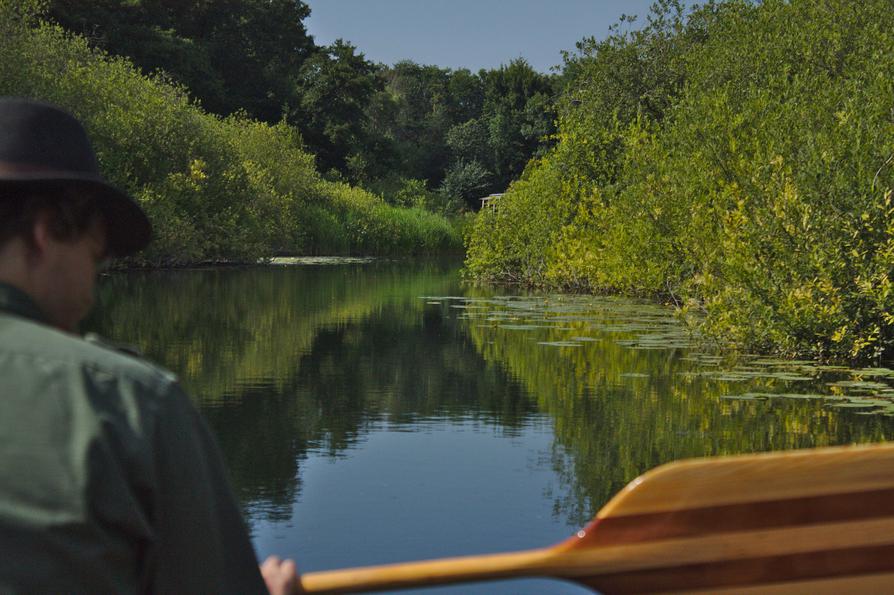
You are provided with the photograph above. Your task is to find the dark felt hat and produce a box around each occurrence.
[0,98,151,256]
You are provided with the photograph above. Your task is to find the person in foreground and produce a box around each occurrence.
[0,98,300,594]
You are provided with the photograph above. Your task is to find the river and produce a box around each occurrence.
[86,259,894,594]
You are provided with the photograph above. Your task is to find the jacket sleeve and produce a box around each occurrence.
[149,380,268,595]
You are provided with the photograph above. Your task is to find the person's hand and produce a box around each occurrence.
[260,555,301,595]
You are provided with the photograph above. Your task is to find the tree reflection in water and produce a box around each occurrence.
[87,261,894,532]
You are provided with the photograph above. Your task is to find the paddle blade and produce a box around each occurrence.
[555,441,894,593]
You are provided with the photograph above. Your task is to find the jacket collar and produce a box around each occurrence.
[0,282,49,325]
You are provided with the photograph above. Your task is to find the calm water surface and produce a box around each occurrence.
[88,259,894,594]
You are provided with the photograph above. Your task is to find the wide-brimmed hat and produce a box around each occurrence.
[0,98,151,256]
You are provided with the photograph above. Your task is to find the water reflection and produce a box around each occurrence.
[456,293,894,525]
[88,261,539,514]
[86,261,894,593]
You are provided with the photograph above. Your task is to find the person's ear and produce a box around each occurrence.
[29,209,55,258]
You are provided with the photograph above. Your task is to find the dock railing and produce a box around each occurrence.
[479,193,504,212]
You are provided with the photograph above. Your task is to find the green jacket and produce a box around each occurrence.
[0,282,267,594]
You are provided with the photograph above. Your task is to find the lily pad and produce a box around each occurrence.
[763,373,814,382]
[737,392,825,400]
[751,359,794,366]
[853,368,894,377]
[827,380,891,391]
[827,402,878,409]
[269,256,376,265]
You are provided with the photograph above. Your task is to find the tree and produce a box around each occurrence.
[293,40,383,178]
[479,59,557,191]
[446,118,490,165]
[47,0,315,121]
[446,68,484,124]
[379,61,453,184]
[439,160,491,209]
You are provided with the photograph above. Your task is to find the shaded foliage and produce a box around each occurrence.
[364,59,558,210]
[292,40,384,178]
[47,0,315,121]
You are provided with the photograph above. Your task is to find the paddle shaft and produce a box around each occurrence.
[298,548,552,594]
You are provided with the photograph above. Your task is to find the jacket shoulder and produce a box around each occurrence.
[82,332,179,385]
[0,315,178,390]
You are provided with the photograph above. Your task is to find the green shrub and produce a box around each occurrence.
[0,3,461,263]
[466,0,894,360]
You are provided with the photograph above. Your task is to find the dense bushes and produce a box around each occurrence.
[466,0,894,360]
[0,1,461,264]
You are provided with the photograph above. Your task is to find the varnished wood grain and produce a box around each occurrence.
[574,486,894,546]
[677,571,894,594]
[594,441,894,518]
[582,543,894,593]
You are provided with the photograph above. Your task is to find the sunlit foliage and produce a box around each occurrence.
[466,0,894,360]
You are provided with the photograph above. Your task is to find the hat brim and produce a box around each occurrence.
[0,173,152,257]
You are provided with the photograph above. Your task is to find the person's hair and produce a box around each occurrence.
[0,186,103,250]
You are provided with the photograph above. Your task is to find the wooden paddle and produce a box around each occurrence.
[298,441,894,593]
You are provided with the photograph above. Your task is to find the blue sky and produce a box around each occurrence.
[304,0,662,72]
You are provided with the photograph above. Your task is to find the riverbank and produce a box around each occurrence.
[465,0,894,362]
[0,3,463,266]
